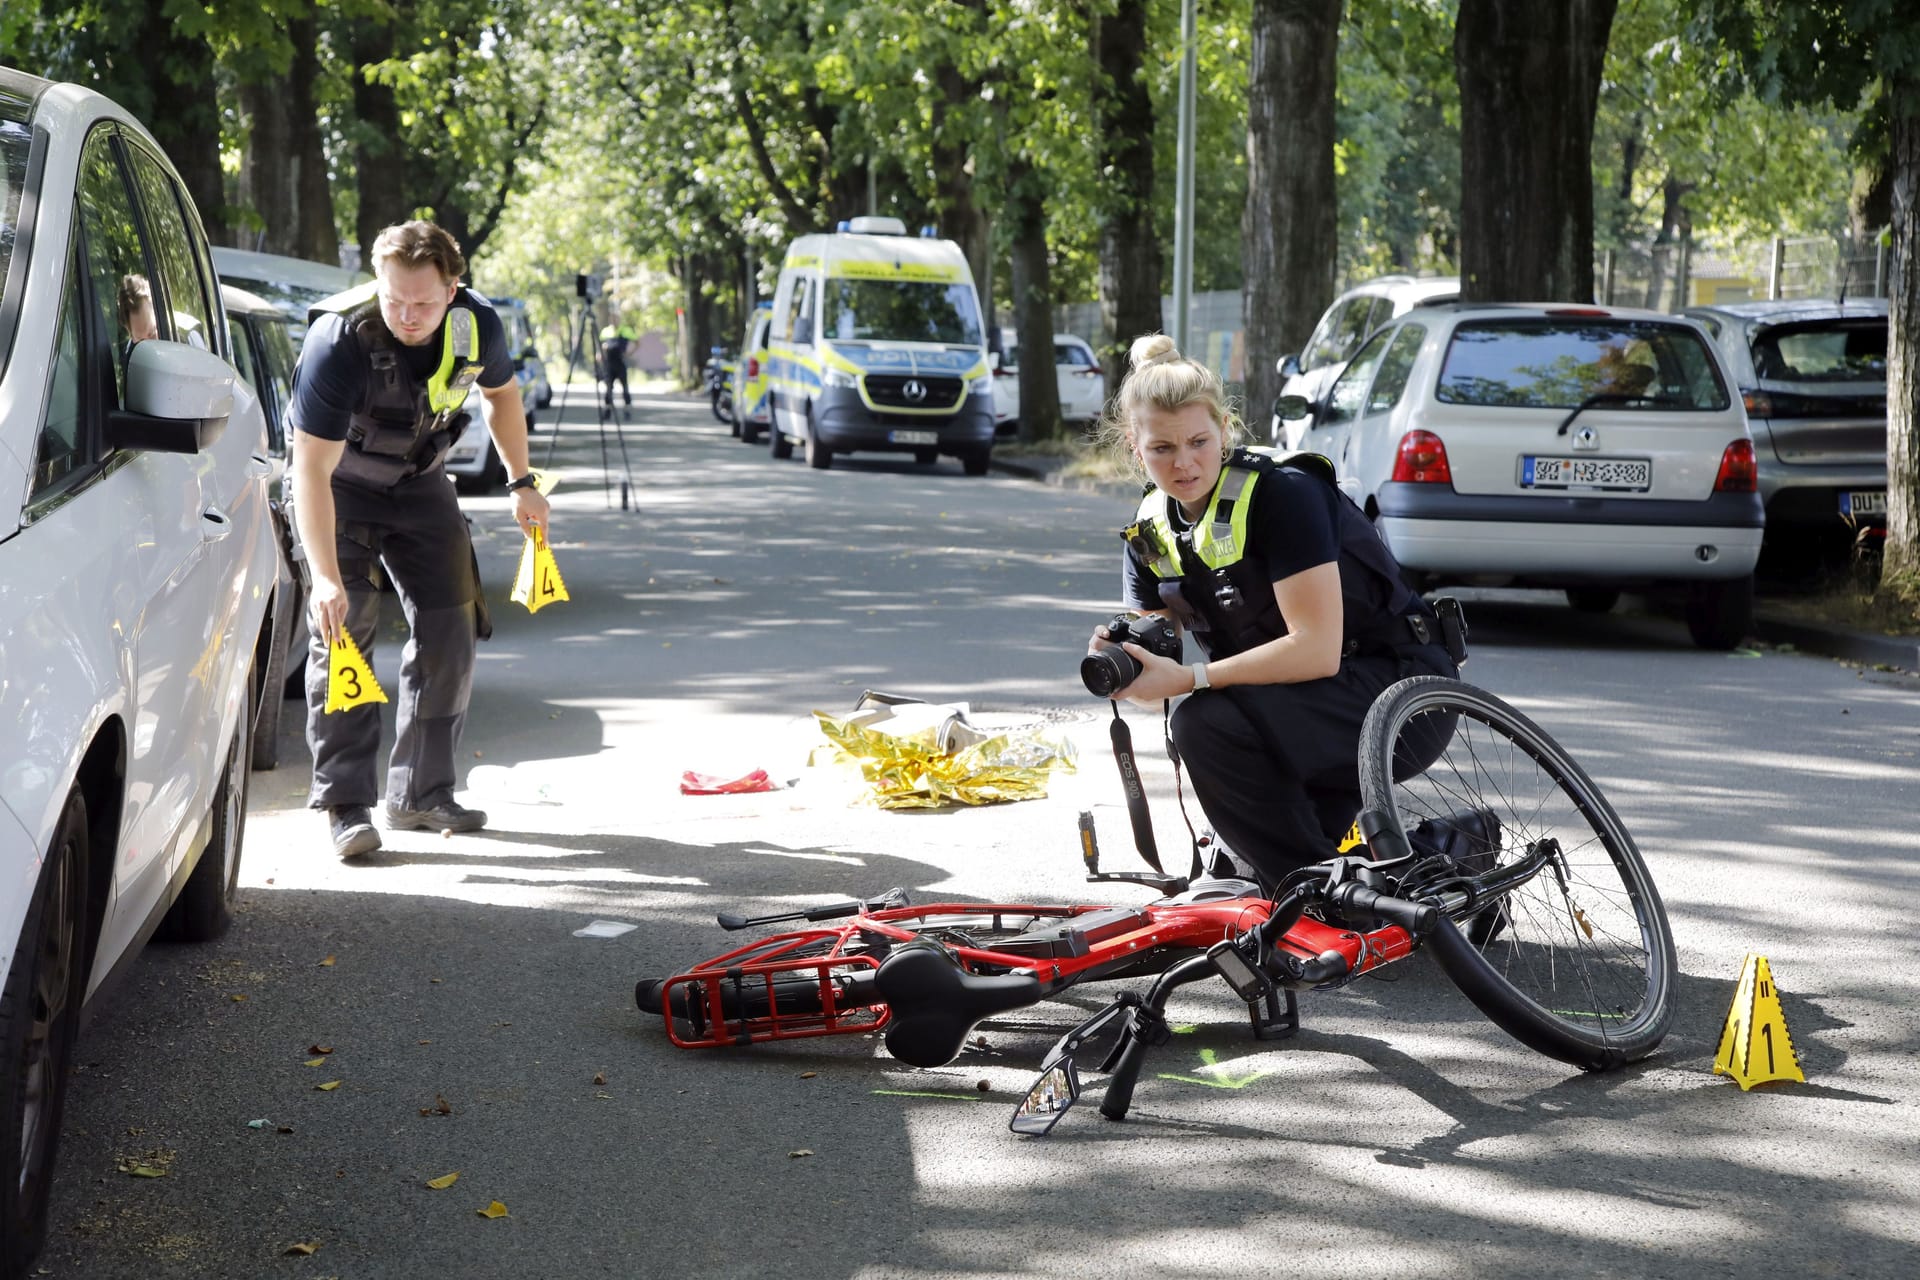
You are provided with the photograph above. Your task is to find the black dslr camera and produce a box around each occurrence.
[1080,613,1183,698]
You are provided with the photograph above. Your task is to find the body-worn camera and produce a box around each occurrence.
[1080,612,1183,698]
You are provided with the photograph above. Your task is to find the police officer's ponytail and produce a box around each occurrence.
[1094,333,1245,476]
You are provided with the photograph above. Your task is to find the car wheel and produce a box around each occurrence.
[769,402,795,459]
[914,448,938,465]
[0,788,87,1276]
[1684,575,1754,651]
[160,678,251,942]
[805,425,833,470]
[740,417,761,445]
[1565,587,1620,614]
[961,448,991,477]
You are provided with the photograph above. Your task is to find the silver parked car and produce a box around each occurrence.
[1681,299,1888,560]
[1272,275,1460,448]
[0,67,281,1270]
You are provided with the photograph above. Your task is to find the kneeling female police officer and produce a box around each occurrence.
[1089,334,1458,887]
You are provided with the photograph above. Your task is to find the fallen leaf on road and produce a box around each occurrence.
[477,1201,509,1219]
[319,956,336,967]
[277,1126,295,1134]
[419,1094,452,1117]
[309,1044,333,1055]
[304,1058,326,1067]
[426,1172,459,1189]
[592,1072,606,1086]
[115,1148,176,1178]
[789,1149,813,1159]
[799,1072,817,1080]
[284,1241,320,1256]
[315,1081,342,1092]
[230,994,247,1002]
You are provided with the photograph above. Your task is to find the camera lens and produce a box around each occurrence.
[1080,648,1142,698]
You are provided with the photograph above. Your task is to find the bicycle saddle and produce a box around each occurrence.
[874,939,1043,1068]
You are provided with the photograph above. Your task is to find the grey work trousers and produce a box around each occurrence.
[1169,644,1457,887]
[305,467,480,813]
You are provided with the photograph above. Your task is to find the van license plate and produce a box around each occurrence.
[1521,456,1651,492]
[1840,490,1886,517]
[889,430,938,445]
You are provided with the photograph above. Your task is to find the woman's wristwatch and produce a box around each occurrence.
[1190,662,1211,693]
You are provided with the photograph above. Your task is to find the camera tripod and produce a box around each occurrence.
[542,296,638,509]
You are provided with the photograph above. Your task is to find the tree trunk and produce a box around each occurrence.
[1243,0,1341,442]
[1453,0,1617,302]
[1007,161,1061,444]
[141,12,225,241]
[1882,69,1920,607]
[932,0,992,320]
[1093,0,1163,389]
[680,252,715,388]
[235,19,336,262]
[350,20,413,263]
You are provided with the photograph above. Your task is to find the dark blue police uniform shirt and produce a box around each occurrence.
[290,287,515,442]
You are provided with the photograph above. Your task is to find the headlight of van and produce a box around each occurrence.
[968,374,993,397]
[822,368,858,390]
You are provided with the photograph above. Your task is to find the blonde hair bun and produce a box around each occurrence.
[1128,333,1181,370]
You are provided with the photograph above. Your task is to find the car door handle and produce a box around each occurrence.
[248,453,273,480]
[202,506,233,542]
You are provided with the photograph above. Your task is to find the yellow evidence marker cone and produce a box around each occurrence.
[323,631,388,713]
[511,523,570,614]
[1713,953,1805,1090]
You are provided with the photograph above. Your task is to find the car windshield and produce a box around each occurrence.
[1436,319,1729,411]
[1750,319,1886,384]
[823,278,982,346]
[0,114,34,378]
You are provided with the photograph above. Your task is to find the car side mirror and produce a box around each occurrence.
[1272,394,1313,422]
[1277,353,1301,379]
[107,339,236,453]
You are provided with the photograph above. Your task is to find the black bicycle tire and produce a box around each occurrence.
[1358,676,1676,1069]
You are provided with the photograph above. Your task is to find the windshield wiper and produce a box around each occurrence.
[1556,392,1668,435]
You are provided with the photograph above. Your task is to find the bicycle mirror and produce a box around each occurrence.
[1010,1057,1080,1137]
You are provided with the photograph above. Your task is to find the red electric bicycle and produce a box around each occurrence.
[636,677,1677,1133]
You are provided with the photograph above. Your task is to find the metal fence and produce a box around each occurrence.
[1034,230,1891,405]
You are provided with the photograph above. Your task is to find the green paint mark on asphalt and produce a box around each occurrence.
[870,1090,984,1101]
[1157,1046,1269,1090]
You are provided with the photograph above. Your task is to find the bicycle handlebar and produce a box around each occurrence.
[1328,881,1437,936]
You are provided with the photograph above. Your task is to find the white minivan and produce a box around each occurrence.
[765,217,994,473]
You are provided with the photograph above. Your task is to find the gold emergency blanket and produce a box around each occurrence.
[811,695,1076,809]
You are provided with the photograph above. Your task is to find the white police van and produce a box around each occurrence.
[765,217,994,474]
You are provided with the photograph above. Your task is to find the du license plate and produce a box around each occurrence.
[1840,490,1886,517]
[1521,455,1651,492]
[888,430,938,445]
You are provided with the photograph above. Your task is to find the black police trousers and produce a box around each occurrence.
[1170,643,1456,887]
[601,353,629,406]
[305,466,481,814]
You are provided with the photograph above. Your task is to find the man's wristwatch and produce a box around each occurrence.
[504,473,538,493]
[1190,662,1211,693]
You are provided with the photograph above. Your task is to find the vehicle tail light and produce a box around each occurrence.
[1714,439,1757,492]
[1390,430,1452,484]
[746,356,759,378]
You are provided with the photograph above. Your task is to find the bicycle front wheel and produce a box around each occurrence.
[1358,677,1675,1070]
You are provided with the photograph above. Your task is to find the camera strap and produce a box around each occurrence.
[1108,703,1205,882]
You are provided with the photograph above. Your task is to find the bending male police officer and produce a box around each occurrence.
[290,220,552,859]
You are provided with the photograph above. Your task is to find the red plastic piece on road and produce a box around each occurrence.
[679,768,775,795]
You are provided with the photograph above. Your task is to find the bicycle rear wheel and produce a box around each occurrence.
[1358,677,1675,1070]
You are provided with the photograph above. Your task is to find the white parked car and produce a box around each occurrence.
[490,295,551,409]
[990,329,1106,435]
[443,353,542,493]
[0,67,281,1268]
[1272,275,1459,448]
[1279,302,1764,648]
[210,244,367,343]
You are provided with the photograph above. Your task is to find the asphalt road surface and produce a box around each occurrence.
[40,389,1920,1279]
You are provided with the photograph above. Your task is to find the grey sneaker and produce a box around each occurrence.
[384,799,487,833]
[329,806,382,859]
